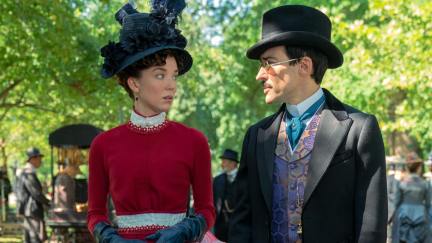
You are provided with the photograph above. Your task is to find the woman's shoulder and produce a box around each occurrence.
[168,121,208,141]
[91,124,128,147]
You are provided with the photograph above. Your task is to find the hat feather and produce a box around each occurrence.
[151,0,186,18]
[115,2,139,25]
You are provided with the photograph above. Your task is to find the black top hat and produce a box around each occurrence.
[100,0,193,78]
[26,147,44,160]
[220,149,239,163]
[247,5,343,69]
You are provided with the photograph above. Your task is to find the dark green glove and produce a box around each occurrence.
[93,222,146,243]
[145,214,207,243]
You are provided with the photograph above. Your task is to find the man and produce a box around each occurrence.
[16,147,50,243]
[213,149,239,241]
[0,167,11,219]
[229,5,387,243]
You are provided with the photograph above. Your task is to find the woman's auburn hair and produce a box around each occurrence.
[406,162,423,173]
[116,49,185,99]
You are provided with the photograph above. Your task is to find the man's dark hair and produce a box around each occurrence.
[116,49,185,99]
[284,46,328,84]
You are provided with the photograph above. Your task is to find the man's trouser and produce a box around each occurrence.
[23,216,46,243]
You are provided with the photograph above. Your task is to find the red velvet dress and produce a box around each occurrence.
[87,111,215,240]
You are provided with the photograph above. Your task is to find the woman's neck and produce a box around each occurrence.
[134,102,159,117]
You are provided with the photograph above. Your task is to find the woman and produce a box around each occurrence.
[392,152,431,243]
[87,1,215,242]
[53,162,80,211]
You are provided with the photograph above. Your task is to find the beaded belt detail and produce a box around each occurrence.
[117,225,167,234]
[117,213,186,233]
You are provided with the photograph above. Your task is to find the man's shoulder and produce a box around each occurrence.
[247,112,278,132]
[340,103,380,134]
[342,103,371,121]
[324,88,375,123]
[213,173,226,192]
[214,173,227,181]
[17,166,35,177]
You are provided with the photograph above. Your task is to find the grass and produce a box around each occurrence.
[0,236,22,242]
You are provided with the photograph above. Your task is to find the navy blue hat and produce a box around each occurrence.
[26,147,44,160]
[247,5,343,68]
[100,0,193,78]
[220,149,239,163]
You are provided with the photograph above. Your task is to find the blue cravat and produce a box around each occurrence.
[285,95,325,149]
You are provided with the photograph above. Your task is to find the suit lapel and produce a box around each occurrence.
[303,99,353,207]
[257,109,284,213]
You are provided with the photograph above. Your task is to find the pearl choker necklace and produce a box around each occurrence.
[128,110,168,134]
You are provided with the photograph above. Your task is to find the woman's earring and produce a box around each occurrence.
[135,96,138,101]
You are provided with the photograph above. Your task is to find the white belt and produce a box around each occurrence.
[117,213,186,230]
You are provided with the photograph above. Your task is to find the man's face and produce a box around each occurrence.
[221,159,237,172]
[30,156,42,168]
[256,46,302,104]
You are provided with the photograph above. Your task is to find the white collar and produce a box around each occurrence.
[24,162,36,173]
[227,168,238,177]
[130,110,166,128]
[286,88,324,117]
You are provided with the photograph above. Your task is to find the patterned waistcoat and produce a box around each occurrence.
[271,109,322,243]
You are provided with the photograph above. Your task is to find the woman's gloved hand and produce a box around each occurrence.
[93,222,146,243]
[145,214,207,243]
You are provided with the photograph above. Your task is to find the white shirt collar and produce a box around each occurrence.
[25,162,36,173]
[227,168,238,177]
[286,88,324,117]
[226,168,238,182]
[130,110,166,128]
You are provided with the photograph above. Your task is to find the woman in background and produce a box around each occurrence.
[392,152,431,243]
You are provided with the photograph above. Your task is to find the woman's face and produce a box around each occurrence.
[129,56,179,116]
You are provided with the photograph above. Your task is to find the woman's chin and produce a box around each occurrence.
[158,104,172,113]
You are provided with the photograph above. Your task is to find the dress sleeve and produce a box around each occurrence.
[87,135,110,233]
[191,131,215,229]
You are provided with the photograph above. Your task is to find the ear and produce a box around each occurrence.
[127,77,140,93]
[298,57,314,77]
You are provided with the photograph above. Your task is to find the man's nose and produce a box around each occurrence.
[256,67,268,82]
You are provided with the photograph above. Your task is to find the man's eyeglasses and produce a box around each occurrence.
[259,58,300,71]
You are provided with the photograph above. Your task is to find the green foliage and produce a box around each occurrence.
[0,0,431,180]
[200,0,432,157]
[0,0,129,178]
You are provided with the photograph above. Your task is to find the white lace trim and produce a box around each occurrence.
[117,212,186,228]
[130,110,166,128]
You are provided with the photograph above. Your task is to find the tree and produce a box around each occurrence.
[1,0,431,180]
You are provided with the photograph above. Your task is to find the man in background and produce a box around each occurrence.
[16,147,50,243]
[213,149,239,241]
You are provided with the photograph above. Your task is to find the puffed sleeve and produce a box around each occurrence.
[87,134,111,233]
[191,131,215,229]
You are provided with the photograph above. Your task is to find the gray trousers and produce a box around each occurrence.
[23,216,46,243]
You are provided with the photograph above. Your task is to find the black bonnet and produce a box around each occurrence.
[100,0,193,78]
